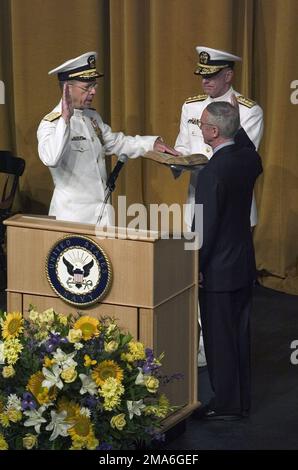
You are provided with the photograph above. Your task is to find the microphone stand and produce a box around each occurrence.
[96,181,115,226]
[96,154,128,226]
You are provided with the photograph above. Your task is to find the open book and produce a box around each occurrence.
[143,151,208,168]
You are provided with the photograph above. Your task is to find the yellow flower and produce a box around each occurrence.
[43,356,55,368]
[106,322,118,337]
[86,435,99,450]
[2,312,24,339]
[3,337,23,364]
[41,308,55,323]
[92,360,123,387]
[102,394,121,411]
[0,413,10,427]
[68,413,97,449]
[23,433,38,450]
[143,375,159,393]
[58,313,68,325]
[121,340,145,362]
[144,394,170,418]
[104,340,119,353]
[57,398,80,421]
[2,365,15,378]
[74,316,100,340]
[84,354,97,367]
[0,433,8,450]
[28,309,39,322]
[110,413,126,430]
[7,408,22,423]
[98,377,124,411]
[61,367,78,383]
[68,328,83,343]
[27,371,57,405]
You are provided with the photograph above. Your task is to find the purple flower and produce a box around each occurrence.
[81,396,98,409]
[139,348,161,374]
[145,348,154,360]
[21,392,37,411]
[44,332,63,353]
[97,442,113,450]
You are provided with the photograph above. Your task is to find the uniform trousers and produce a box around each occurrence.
[199,284,253,414]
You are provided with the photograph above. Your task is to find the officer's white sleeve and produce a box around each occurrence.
[37,118,71,167]
[174,103,191,155]
[241,104,264,150]
[100,119,157,158]
[240,104,264,227]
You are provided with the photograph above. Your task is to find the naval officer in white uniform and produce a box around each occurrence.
[175,46,264,230]
[38,51,178,226]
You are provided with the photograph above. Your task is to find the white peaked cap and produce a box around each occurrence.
[48,51,103,81]
[195,46,242,76]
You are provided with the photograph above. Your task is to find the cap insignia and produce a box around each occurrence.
[88,55,96,68]
[199,51,210,64]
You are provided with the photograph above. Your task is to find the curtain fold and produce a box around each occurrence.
[0,0,297,293]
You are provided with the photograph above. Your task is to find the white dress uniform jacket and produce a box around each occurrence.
[175,87,263,229]
[37,102,157,225]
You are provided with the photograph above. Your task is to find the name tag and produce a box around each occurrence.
[71,136,87,141]
[188,118,200,125]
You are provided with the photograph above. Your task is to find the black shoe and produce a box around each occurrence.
[193,405,243,421]
[203,409,243,421]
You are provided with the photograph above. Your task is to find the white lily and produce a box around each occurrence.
[23,406,47,434]
[53,348,77,369]
[45,410,71,441]
[42,364,63,390]
[7,394,22,411]
[135,367,145,385]
[79,373,98,396]
[127,399,146,420]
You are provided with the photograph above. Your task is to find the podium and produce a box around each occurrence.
[5,214,199,428]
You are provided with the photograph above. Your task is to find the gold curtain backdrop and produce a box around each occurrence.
[0,0,297,294]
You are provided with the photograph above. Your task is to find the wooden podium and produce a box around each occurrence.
[5,214,199,428]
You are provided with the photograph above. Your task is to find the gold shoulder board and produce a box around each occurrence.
[43,112,62,122]
[186,94,208,104]
[236,95,257,108]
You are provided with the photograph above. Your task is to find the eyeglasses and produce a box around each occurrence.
[198,119,216,129]
[70,82,98,93]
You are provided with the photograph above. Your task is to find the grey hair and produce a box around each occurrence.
[59,80,67,91]
[205,101,240,138]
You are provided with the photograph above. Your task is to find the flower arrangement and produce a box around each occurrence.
[0,307,174,450]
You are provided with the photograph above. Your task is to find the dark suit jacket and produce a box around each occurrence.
[193,143,263,292]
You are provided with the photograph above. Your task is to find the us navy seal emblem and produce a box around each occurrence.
[46,235,112,307]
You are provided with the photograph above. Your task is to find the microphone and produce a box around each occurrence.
[106,154,128,191]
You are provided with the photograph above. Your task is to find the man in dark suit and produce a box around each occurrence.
[192,101,263,420]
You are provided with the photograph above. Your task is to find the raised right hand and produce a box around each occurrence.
[62,83,74,124]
